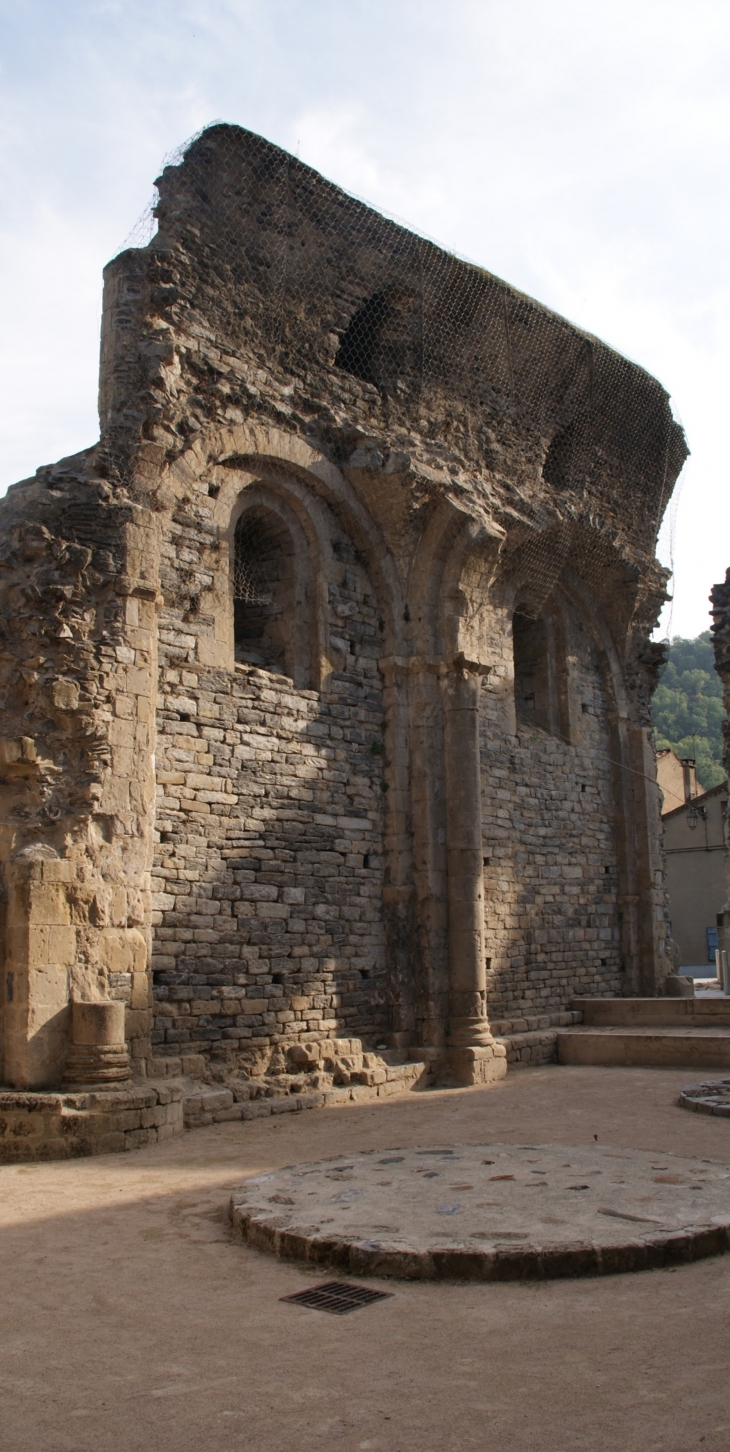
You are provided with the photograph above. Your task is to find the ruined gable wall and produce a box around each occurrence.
[102,125,685,584]
[100,126,684,1040]
[0,124,690,1100]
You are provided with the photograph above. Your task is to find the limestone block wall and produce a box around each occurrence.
[0,466,158,1089]
[0,126,690,1109]
[479,594,621,1019]
[150,481,388,1070]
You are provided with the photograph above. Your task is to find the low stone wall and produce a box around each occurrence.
[0,1083,184,1163]
[0,1012,583,1161]
[183,1060,431,1128]
[492,1010,583,1067]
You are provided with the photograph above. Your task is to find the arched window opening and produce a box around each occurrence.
[513,607,554,734]
[234,506,301,679]
[543,422,577,490]
[335,286,419,394]
[335,292,390,386]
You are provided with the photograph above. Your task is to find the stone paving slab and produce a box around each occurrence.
[230,1142,730,1280]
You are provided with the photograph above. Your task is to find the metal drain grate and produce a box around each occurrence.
[280,1280,393,1315]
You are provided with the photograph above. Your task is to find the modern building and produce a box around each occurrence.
[661,770,728,970]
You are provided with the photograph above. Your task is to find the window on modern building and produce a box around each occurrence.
[233,506,299,677]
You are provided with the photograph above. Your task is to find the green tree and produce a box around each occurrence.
[652,631,726,790]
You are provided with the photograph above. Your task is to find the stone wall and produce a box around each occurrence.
[151,488,388,1071]
[0,124,689,1114]
[479,591,621,1019]
[0,1082,183,1162]
[0,467,158,1089]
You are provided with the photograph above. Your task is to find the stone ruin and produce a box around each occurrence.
[0,124,688,1156]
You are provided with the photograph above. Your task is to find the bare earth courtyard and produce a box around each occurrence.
[2,1066,730,1452]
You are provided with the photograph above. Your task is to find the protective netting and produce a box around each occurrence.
[233,510,278,606]
[115,123,687,631]
[232,506,296,671]
[115,124,219,254]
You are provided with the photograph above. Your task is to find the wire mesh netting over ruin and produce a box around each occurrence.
[110,122,686,627]
[0,116,699,1121]
[233,507,295,671]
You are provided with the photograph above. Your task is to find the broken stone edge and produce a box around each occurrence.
[228,1200,730,1281]
[678,1079,730,1118]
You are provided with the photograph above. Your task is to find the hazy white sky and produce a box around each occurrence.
[1,0,728,638]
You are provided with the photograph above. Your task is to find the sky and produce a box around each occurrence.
[1,0,728,640]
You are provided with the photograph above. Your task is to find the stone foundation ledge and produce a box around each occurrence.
[490,1011,583,1069]
[183,1060,433,1129]
[494,1030,560,1067]
[490,1010,583,1036]
[0,1083,184,1163]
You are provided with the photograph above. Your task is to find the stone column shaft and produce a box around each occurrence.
[441,657,492,1051]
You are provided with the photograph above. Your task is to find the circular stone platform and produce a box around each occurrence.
[229,1143,730,1280]
[679,1079,730,1118]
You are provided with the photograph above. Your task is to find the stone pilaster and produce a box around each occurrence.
[440,655,506,1085]
[3,851,74,1089]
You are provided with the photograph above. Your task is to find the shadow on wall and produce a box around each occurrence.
[480,585,622,1022]
[152,480,392,1074]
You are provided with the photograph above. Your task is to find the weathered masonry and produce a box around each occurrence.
[0,124,686,1120]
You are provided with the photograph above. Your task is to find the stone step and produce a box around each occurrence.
[494,1029,559,1067]
[558,1026,730,1070]
[572,997,730,1029]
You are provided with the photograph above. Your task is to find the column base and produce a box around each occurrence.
[446,1012,494,1049]
[439,1043,508,1087]
[62,1044,131,1088]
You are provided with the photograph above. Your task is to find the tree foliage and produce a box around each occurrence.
[652,632,726,790]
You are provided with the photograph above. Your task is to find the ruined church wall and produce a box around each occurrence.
[0,123,689,1107]
[150,481,388,1068]
[479,592,621,1022]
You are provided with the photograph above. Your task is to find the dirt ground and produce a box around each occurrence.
[1,1064,729,1452]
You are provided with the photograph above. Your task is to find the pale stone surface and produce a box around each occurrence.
[230,1141,730,1279]
[559,998,730,1070]
[558,1027,730,1069]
